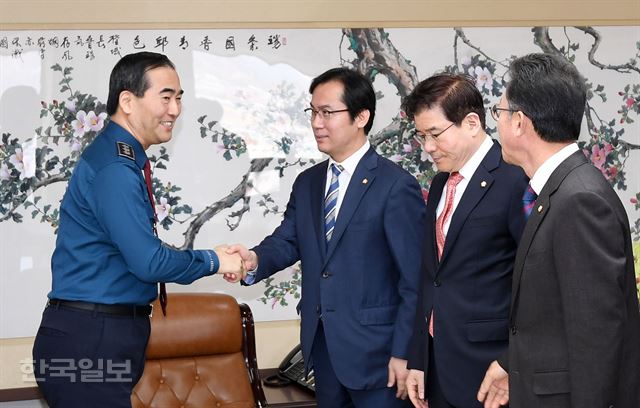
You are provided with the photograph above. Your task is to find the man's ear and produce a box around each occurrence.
[118,91,135,115]
[355,109,370,129]
[512,110,528,136]
[464,112,482,136]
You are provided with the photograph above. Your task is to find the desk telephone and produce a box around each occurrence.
[264,344,315,392]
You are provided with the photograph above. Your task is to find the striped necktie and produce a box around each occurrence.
[522,184,538,219]
[324,163,343,243]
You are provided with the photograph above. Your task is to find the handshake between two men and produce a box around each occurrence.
[214,244,255,283]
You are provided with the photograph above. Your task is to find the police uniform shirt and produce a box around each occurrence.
[49,121,218,305]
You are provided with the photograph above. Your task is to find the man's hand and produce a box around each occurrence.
[222,244,258,283]
[387,357,410,400]
[477,360,509,408]
[214,245,245,280]
[406,369,427,408]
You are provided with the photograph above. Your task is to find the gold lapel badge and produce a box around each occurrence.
[537,205,543,213]
[362,178,368,184]
[480,181,487,188]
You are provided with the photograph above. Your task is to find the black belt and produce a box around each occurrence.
[48,299,152,317]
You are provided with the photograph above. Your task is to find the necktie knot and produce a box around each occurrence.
[331,163,344,177]
[447,171,463,188]
[522,184,537,219]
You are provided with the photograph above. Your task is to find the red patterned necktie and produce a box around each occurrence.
[430,172,464,336]
[143,160,167,316]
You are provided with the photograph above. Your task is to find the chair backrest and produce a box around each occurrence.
[131,293,267,408]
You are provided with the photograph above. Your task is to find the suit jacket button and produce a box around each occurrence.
[433,280,441,287]
[322,271,329,278]
[511,325,517,335]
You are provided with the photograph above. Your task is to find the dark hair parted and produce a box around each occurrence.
[106,52,176,115]
[309,67,376,134]
[506,53,586,142]
[402,73,486,129]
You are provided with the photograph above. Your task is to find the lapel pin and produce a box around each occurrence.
[362,178,368,184]
[480,181,487,188]
[537,205,543,213]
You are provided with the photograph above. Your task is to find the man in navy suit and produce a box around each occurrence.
[478,53,640,408]
[225,68,425,407]
[402,74,528,408]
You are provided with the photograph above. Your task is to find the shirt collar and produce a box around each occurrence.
[529,143,579,195]
[458,135,493,180]
[328,140,371,176]
[103,120,148,169]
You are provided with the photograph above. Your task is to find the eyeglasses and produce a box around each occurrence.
[413,122,455,145]
[304,107,349,121]
[490,104,519,121]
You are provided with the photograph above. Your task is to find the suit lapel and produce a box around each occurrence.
[439,142,501,265]
[509,150,589,318]
[425,174,446,277]
[323,148,377,264]
[311,161,329,258]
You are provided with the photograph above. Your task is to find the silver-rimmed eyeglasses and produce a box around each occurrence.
[304,107,349,121]
[413,122,455,145]
[490,104,519,121]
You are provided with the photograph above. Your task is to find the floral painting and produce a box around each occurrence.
[0,26,637,336]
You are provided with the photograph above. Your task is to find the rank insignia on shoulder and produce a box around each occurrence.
[116,142,135,160]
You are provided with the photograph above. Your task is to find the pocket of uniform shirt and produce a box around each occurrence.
[357,305,398,325]
[532,369,570,395]
[37,326,67,337]
[465,318,509,342]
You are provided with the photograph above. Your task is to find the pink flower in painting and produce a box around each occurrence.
[9,148,25,173]
[66,100,76,113]
[402,143,413,153]
[71,110,88,137]
[85,111,108,132]
[9,145,35,180]
[0,163,10,180]
[469,66,492,90]
[607,166,618,181]
[155,197,171,222]
[626,97,635,108]
[590,143,613,170]
[388,154,403,163]
[631,197,638,204]
[70,139,82,152]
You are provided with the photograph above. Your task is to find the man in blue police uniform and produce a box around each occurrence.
[32,51,244,408]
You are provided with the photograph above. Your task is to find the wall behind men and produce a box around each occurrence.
[0,0,638,391]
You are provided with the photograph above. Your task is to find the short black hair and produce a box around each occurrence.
[402,73,486,128]
[309,67,376,134]
[506,53,586,142]
[106,51,176,115]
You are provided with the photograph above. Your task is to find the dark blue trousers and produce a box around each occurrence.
[32,305,150,408]
[311,322,412,408]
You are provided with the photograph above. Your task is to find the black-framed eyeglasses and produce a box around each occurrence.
[413,122,455,145]
[304,107,349,121]
[490,104,519,121]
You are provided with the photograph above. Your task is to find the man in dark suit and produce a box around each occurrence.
[478,53,640,408]
[225,68,425,407]
[402,74,528,408]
